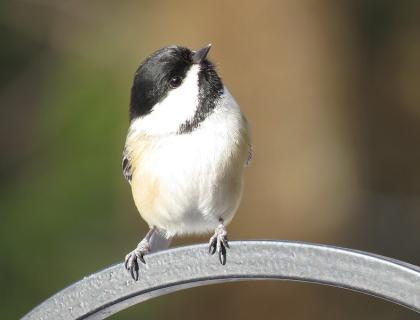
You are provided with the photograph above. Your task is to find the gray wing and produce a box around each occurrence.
[122,148,133,183]
[246,143,253,166]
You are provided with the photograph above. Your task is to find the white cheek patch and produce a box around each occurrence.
[130,65,200,135]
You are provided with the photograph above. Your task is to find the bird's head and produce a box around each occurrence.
[129,44,224,135]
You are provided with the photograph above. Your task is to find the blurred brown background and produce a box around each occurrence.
[1,0,420,319]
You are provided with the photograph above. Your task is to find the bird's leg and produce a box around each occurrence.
[125,227,172,281]
[208,218,229,265]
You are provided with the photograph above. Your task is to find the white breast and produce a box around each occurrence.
[127,89,250,237]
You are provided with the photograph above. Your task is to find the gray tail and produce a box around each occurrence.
[149,230,172,253]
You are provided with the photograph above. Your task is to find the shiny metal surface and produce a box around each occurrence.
[22,241,420,319]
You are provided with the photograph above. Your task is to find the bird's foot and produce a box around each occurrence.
[125,239,150,281]
[208,222,229,265]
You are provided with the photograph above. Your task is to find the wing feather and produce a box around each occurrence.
[122,148,133,183]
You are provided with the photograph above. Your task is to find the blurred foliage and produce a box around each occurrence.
[1,0,420,319]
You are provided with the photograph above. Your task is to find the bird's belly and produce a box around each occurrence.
[131,135,247,237]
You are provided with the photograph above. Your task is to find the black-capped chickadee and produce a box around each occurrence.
[123,44,252,280]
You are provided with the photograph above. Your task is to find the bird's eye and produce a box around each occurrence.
[169,76,182,88]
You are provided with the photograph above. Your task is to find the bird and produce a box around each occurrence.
[122,44,252,280]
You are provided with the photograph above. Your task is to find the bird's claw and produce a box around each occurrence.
[208,224,229,265]
[124,239,150,281]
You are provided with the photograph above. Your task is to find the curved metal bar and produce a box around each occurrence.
[22,241,420,319]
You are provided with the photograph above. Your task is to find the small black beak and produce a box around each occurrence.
[192,44,212,64]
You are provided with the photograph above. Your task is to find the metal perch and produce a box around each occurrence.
[22,240,420,319]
